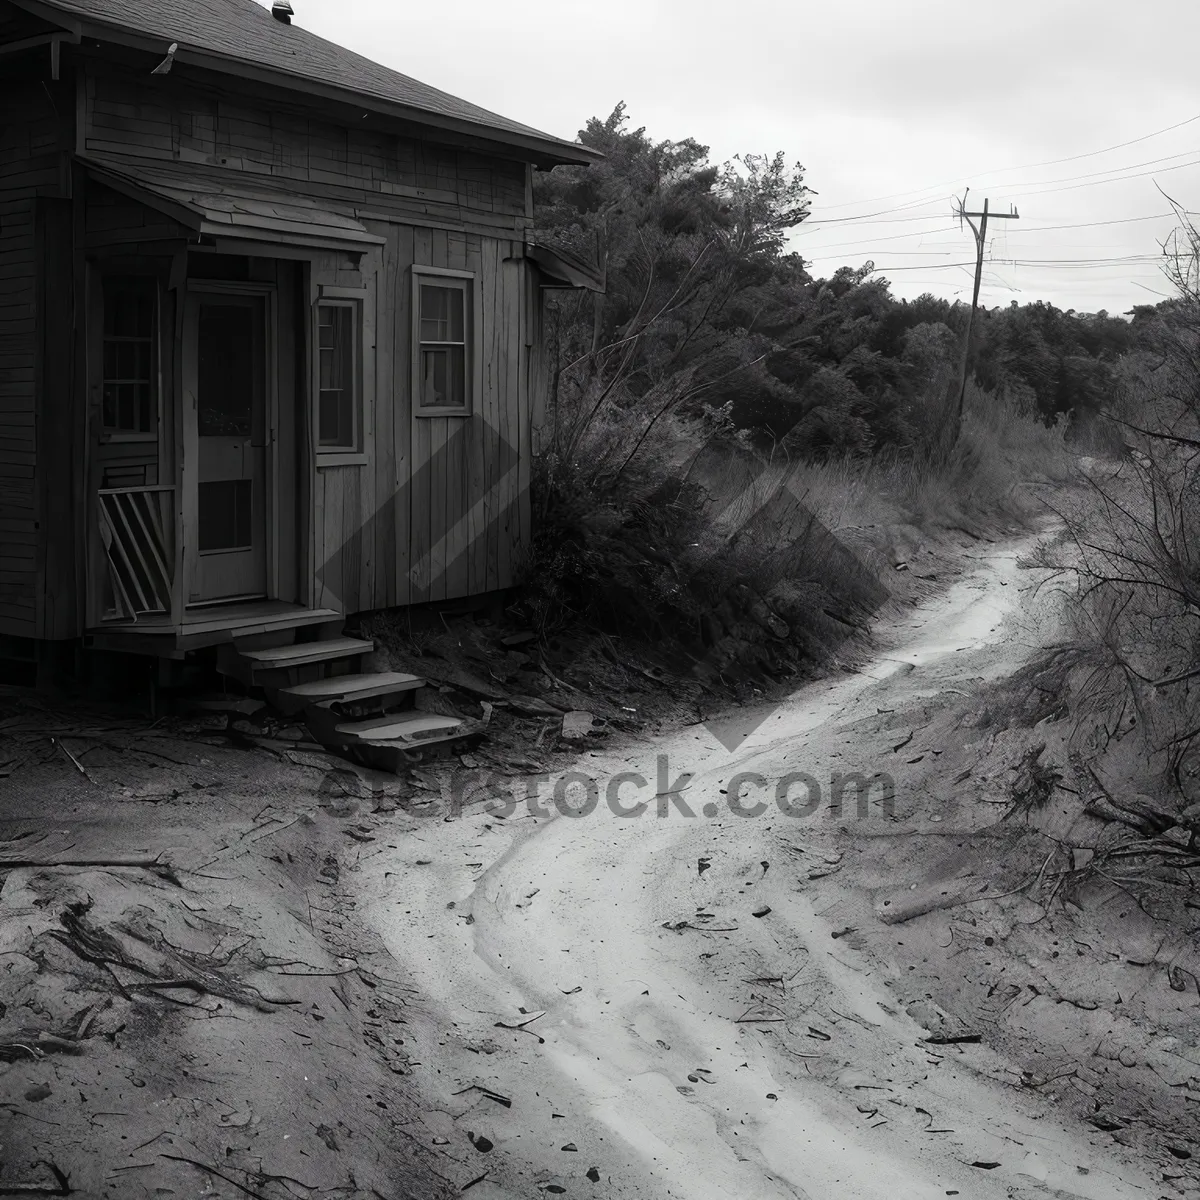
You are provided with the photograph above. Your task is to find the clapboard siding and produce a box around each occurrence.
[85,184,189,247]
[84,69,530,232]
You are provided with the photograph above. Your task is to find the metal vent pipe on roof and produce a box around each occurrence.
[272,1,294,23]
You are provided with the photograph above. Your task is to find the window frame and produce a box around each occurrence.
[311,286,366,465]
[411,266,479,419]
[100,274,160,443]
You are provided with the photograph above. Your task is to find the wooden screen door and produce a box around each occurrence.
[183,291,269,605]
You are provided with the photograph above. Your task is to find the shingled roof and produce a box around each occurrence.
[14,0,599,166]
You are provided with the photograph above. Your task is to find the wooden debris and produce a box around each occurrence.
[50,738,91,783]
[160,1154,270,1200]
[451,1085,512,1108]
[0,1161,72,1196]
[0,859,180,885]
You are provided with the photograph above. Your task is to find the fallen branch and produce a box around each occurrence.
[450,1085,511,1108]
[160,1155,268,1200]
[0,859,180,885]
[50,738,92,784]
[0,1161,72,1196]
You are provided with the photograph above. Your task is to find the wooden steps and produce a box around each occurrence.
[271,670,425,716]
[217,636,373,686]
[240,636,374,669]
[218,622,480,766]
[335,712,465,745]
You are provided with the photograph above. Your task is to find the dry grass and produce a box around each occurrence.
[781,385,1073,554]
[515,377,1072,683]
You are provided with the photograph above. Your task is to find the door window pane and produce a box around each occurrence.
[198,304,255,437]
[198,479,253,551]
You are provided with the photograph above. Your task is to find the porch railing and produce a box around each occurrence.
[97,485,176,620]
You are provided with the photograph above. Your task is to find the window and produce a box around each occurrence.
[102,278,156,434]
[316,301,358,450]
[414,272,473,415]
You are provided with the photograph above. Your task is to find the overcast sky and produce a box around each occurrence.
[278,0,1200,315]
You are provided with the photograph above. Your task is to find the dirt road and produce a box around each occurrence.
[358,531,1171,1199]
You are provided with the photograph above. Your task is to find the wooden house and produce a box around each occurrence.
[0,0,601,678]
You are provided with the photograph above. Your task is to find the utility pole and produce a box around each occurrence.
[950,191,1018,449]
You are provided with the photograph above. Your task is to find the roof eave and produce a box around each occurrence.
[526,243,606,292]
[10,0,603,168]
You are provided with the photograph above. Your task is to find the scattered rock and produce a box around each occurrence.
[561,711,605,740]
[502,631,537,647]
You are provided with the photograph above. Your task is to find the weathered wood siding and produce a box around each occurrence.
[81,64,539,617]
[0,77,68,638]
[0,193,38,637]
[1,51,544,640]
[310,231,531,614]
[81,67,530,237]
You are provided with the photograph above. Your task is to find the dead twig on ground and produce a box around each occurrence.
[159,1155,270,1200]
[0,859,180,886]
[50,738,91,784]
[0,1161,72,1195]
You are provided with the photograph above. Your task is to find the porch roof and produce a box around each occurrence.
[526,241,606,292]
[82,155,387,253]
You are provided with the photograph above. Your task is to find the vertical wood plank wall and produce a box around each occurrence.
[0,60,548,638]
[310,229,532,614]
[80,65,540,618]
[0,79,66,638]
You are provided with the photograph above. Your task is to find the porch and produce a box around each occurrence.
[84,599,344,658]
[80,158,382,654]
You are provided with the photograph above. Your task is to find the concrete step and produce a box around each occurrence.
[272,671,425,716]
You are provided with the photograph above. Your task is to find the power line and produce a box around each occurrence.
[803,151,1200,230]
[870,256,1167,271]
[801,210,1191,254]
[808,111,1200,213]
[990,155,1200,202]
[988,148,1200,192]
[802,207,959,227]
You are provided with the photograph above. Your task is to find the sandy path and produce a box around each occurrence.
[359,534,1164,1198]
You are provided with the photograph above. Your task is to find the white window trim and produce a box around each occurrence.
[312,285,366,463]
[412,265,480,418]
